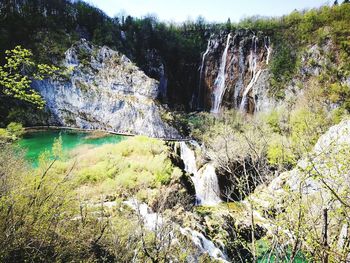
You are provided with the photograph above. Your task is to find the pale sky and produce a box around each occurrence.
[84,0,330,23]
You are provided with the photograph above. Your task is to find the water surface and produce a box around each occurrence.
[18,129,124,165]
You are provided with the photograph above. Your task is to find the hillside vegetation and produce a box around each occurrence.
[1,1,350,262]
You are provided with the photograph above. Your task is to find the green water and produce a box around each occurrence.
[257,255,307,263]
[18,130,124,165]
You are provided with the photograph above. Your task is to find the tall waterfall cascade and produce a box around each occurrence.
[240,36,261,111]
[124,199,228,262]
[264,36,271,65]
[179,142,222,206]
[194,31,272,113]
[192,39,213,109]
[211,33,233,113]
[233,42,245,108]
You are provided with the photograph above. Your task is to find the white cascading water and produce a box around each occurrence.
[124,199,163,231]
[211,33,232,113]
[240,36,261,111]
[180,227,228,261]
[124,199,228,262]
[264,36,271,65]
[233,42,245,108]
[192,39,212,110]
[179,142,221,206]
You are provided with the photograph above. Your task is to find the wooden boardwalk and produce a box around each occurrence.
[24,126,192,142]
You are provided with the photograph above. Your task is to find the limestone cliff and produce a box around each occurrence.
[33,39,180,138]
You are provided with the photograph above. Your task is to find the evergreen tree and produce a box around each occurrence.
[226,17,232,30]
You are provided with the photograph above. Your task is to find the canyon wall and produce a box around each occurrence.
[33,39,180,138]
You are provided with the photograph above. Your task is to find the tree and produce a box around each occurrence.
[226,18,232,30]
[0,46,58,109]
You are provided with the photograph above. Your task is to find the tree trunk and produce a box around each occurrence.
[322,208,329,263]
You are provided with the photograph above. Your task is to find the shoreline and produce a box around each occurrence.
[23,126,191,142]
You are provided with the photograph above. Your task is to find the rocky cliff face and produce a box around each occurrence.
[193,30,272,113]
[33,39,180,138]
[250,119,350,250]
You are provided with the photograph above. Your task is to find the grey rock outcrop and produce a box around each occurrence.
[248,119,350,258]
[33,39,180,138]
[254,119,350,203]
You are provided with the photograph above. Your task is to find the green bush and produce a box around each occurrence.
[71,136,180,199]
[0,128,9,139]
[265,110,282,133]
[6,122,24,138]
[267,137,296,167]
[289,108,329,154]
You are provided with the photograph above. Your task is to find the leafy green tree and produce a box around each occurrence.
[0,46,58,109]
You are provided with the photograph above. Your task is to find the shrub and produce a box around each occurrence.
[72,136,180,199]
[267,136,296,167]
[289,108,329,156]
[6,122,24,139]
[265,110,282,133]
[0,128,10,141]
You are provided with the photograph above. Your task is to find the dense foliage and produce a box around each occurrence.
[0,136,200,262]
[0,121,24,142]
[0,46,58,108]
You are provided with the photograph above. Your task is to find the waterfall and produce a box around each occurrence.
[179,142,222,206]
[180,227,228,261]
[196,164,222,206]
[239,36,261,111]
[192,39,212,110]
[264,36,271,65]
[239,69,262,111]
[125,199,228,262]
[211,33,232,113]
[159,68,168,100]
[234,40,245,108]
[124,199,163,231]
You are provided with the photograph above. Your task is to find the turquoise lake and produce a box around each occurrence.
[18,129,124,165]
